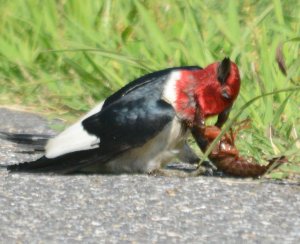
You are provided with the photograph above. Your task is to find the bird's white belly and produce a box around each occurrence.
[105,117,186,173]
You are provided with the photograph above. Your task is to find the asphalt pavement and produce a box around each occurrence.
[0,108,299,243]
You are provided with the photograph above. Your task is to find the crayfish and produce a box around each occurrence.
[191,116,286,178]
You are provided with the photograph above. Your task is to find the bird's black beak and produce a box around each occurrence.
[217,57,231,85]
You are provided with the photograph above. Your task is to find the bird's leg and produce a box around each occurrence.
[177,141,200,164]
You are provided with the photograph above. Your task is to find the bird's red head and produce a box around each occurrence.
[175,58,240,121]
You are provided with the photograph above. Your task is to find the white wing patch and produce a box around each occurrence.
[162,70,181,107]
[45,101,104,158]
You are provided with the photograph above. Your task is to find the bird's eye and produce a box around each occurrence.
[221,89,231,100]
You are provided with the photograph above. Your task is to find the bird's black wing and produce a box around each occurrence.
[7,97,176,173]
[83,98,176,157]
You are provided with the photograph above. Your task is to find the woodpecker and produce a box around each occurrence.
[7,57,240,174]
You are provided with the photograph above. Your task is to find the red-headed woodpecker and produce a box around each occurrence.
[7,57,240,174]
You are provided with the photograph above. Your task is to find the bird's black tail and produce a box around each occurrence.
[6,149,105,174]
[0,131,52,152]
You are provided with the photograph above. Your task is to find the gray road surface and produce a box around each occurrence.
[0,108,299,243]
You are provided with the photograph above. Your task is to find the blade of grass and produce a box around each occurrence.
[41,48,152,72]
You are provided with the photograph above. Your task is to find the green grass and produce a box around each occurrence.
[0,0,299,179]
